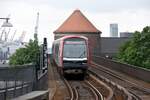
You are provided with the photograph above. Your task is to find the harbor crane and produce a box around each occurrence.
[34,12,39,41]
[10,30,17,41]
[18,31,26,43]
[0,18,10,23]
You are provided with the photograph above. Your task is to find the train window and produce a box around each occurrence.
[63,41,87,58]
[55,43,59,64]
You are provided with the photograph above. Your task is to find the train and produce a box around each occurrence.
[52,35,90,77]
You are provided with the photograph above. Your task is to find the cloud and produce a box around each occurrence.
[0,0,150,47]
[2,0,150,12]
[41,0,150,13]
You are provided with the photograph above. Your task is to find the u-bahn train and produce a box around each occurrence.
[52,35,90,76]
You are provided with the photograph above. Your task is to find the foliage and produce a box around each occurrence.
[9,39,40,65]
[117,26,150,69]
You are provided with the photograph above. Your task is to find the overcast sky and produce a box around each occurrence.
[0,0,150,47]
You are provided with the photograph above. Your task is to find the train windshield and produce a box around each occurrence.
[63,41,87,58]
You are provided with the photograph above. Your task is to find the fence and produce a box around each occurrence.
[0,65,36,100]
[0,38,49,99]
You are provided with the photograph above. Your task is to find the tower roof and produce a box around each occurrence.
[54,10,101,33]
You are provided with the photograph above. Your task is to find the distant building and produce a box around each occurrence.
[0,41,26,63]
[100,37,131,57]
[110,24,118,37]
[120,32,133,37]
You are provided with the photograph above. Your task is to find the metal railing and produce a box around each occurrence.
[0,65,36,100]
[0,38,49,99]
[0,81,33,100]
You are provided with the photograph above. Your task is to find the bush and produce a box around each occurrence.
[117,26,150,69]
[9,39,40,65]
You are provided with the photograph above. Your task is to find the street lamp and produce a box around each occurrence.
[0,18,13,27]
[0,17,13,41]
[1,21,13,27]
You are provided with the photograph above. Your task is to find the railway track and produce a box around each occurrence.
[63,75,104,100]
[50,59,147,100]
[50,63,114,100]
[50,62,105,100]
[90,62,150,100]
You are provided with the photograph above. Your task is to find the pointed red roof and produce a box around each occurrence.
[54,10,101,33]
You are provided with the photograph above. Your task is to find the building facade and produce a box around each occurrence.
[120,32,133,37]
[110,23,118,37]
[100,37,130,57]
[0,41,26,63]
[54,10,101,56]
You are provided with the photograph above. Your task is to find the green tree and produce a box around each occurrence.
[9,39,40,65]
[117,26,150,69]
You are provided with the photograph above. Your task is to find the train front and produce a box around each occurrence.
[62,37,89,75]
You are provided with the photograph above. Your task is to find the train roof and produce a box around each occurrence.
[53,35,88,43]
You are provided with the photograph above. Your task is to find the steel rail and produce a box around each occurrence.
[63,78,74,100]
[129,91,142,100]
[91,62,146,100]
[73,87,79,100]
[88,71,114,100]
[85,80,104,100]
[92,62,150,93]
[87,86,99,100]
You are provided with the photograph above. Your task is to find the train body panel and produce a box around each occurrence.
[52,35,90,75]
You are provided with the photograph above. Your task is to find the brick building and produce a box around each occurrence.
[54,10,101,56]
